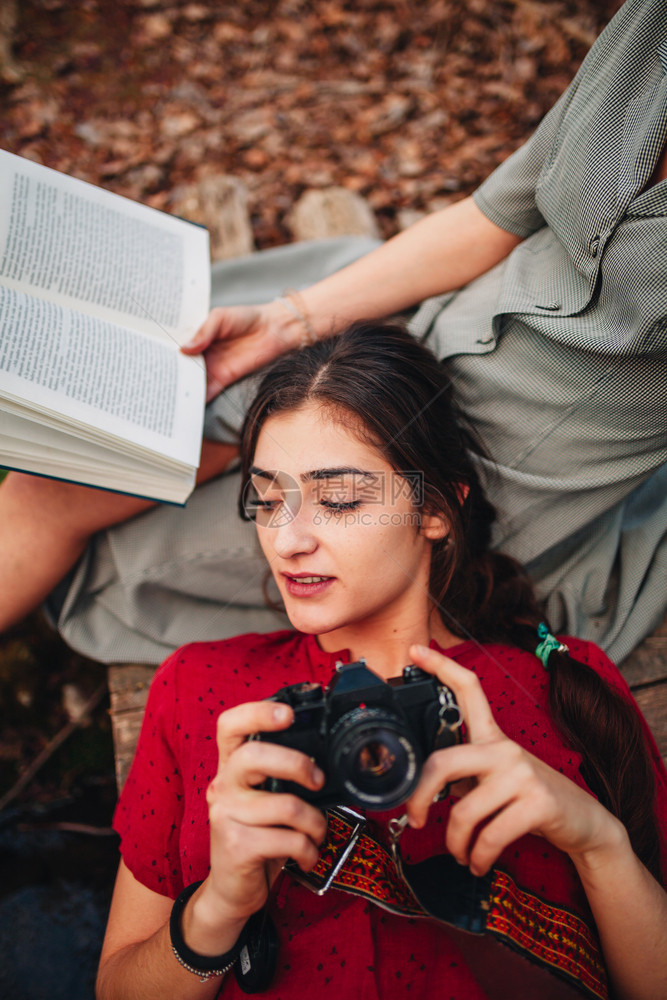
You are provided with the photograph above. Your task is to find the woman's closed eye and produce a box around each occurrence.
[246,495,285,523]
[253,497,282,511]
[318,497,363,513]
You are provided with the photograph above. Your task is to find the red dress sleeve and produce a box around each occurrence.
[112,651,186,898]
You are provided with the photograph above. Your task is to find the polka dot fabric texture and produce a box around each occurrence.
[114,630,667,998]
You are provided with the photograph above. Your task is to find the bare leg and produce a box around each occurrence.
[0,441,238,632]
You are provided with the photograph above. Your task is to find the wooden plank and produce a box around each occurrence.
[107,663,156,792]
[620,613,667,764]
[619,613,667,688]
[632,681,667,766]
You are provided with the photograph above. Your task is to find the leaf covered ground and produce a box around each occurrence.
[5,0,621,245]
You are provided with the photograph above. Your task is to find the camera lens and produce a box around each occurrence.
[328,708,420,810]
[358,740,396,778]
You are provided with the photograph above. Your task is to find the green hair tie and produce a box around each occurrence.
[535,623,569,669]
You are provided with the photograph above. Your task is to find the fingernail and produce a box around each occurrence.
[273,704,291,724]
[411,644,429,656]
[312,765,325,786]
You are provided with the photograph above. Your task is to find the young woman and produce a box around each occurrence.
[97,324,667,1000]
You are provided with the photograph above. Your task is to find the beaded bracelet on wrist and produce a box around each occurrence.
[274,288,317,347]
[169,880,244,983]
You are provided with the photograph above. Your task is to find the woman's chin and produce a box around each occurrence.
[285,608,342,638]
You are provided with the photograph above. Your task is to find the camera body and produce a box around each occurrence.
[253,659,462,811]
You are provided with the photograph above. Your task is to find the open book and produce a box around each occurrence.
[0,150,210,504]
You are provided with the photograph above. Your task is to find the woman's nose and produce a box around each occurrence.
[271,507,318,559]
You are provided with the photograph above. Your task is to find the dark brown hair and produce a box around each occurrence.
[239,321,662,879]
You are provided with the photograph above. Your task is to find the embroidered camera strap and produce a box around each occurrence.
[285,808,609,1000]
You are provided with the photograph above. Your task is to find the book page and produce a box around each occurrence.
[0,410,195,504]
[0,150,210,343]
[0,286,204,465]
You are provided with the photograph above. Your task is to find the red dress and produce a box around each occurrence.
[113,631,667,999]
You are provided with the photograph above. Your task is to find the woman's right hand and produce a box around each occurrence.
[200,699,328,925]
[181,301,308,402]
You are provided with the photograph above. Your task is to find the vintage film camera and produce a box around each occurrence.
[253,659,462,811]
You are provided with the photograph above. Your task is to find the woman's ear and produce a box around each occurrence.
[420,483,469,540]
[420,512,449,541]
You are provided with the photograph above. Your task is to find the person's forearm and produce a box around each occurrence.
[97,886,247,1000]
[572,821,667,1000]
[298,196,523,337]
[97,922,224,1000]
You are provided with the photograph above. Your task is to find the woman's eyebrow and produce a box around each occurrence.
[303,466,371,483]
[248,465,276,481]
[249,465,372,482]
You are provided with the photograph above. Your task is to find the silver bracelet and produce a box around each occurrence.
[169,880,243,982]
[171,945,238,983]
[274,289,317,347]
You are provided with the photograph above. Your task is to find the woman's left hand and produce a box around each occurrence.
[406,644,624,877]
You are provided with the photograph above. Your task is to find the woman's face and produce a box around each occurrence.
[250,402,446,652]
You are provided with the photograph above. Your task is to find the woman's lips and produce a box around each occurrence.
[282,574,335,597]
